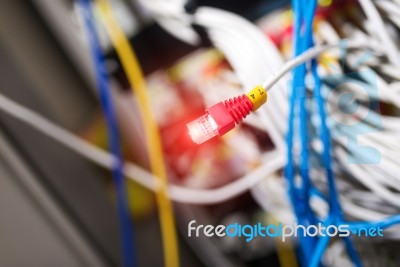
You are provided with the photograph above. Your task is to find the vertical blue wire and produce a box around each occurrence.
[310,60,362,266]
[303,1,361,266]
[296,0,312,209]
[285,0,318,264]
[297,0,318,229]
[78,1,136,267]
[283,0,317,263]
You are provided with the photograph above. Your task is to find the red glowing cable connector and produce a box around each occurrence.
[187,85,268,144]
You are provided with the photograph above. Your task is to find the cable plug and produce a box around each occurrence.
[187,85,267,144]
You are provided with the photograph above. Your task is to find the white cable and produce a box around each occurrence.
[0,92,285,204]
[0,40,362,204]
[134,0,199,45]
[359,0,400,68]
[199,11,400,223]
[135,1,400,219]
[375,0,400,17]
[250,174,296,225]
[0,40,388,207]
[336,148,400,207]
[243,10,400,240]
[193,6,289,149]
[262,41,373,91]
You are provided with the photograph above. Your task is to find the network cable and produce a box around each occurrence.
[288,1,400,266]
[359,0,400,68]
[187,86,267,144]
[78,1,136,267]
[0,89,284,204]
[0,40,371,205]
[1,35,400,243]
[4,2,400,265]
[95,1,180,267]
[183,2,377,266]
[289,1,361,265]
[186,40,366,144]
[285,0,318,263]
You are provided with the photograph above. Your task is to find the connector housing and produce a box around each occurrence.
[207,102,236,135]
[187,88,267,144]
[187,114,219,144]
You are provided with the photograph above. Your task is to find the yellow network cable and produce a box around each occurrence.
[268,216,298,267]
[95,1,180,267]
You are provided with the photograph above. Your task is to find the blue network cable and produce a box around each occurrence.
[287,0,357,264]
[294,1,362,266]
[298,0,361,265]
[310,59,362,267]
[310,42,363,267]
[285,0,319,264]
[309,235,331,267]
[349,214,400,230]
[287,1,400,265]
[78,1,136,267]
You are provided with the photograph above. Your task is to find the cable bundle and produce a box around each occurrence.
[285,0,362,265]
[2,0,400,266]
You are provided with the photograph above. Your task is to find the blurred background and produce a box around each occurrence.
[0,1,285,266]
[1,0,400,267]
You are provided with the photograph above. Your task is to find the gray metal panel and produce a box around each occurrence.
[0,1,123,264]
[0,129,104,267]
